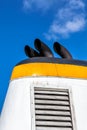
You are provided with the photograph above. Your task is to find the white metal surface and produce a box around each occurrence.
[0,76,87,130]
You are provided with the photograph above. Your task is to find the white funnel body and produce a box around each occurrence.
[1,57,87,130]
[1,77,87,130]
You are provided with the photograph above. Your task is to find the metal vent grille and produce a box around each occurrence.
[34,87,73,130]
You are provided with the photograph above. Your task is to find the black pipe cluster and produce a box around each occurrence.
[24,38,72,59]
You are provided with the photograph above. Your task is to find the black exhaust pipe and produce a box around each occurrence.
[53,42,72,59]
[34,38,54,57]
[24,45,40,58]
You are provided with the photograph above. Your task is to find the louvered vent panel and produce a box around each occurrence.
[34,87,73,130]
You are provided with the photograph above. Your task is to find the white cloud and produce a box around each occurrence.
[44,0,86,40]
[23,0,56,11]
[66,17,85,32]
[69,0,85,9]
[23,0,32,10]
[22,0,86,40]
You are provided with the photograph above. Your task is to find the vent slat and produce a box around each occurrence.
[34,87,68,93]
[35,99,69,106]
[35,105,70,111]
[35,95,69,100]
[36,110,71,116]
[36,121,72,127]
[34,87,73,130]
[36,127,72,130]
[35,91,68,96]
[35,115,71,121]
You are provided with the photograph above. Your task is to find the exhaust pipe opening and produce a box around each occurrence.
[53,42,72,59]
[34,38,54,57]
[24,45,39,58]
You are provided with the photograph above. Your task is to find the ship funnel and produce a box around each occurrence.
[34,38,54,57]
[24,45,39,58]
[53,42,72,59]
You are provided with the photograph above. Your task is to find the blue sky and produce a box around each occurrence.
[0,0,87,113]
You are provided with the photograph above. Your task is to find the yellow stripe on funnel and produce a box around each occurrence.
[11,63,87,80]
